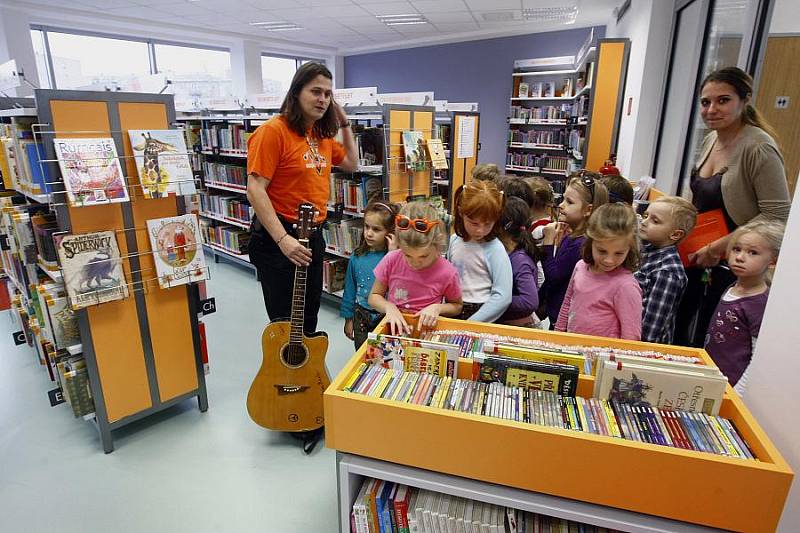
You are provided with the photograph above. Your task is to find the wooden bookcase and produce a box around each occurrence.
[324,317,794,532]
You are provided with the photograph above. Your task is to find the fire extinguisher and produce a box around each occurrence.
[599,154,620,176]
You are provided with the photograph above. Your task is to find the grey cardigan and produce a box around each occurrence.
[696,124,790,226]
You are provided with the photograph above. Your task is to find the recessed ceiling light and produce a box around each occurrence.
[376,14,428,26]
[522,6,578,24]
[249,21,303,31]
[481,11,519,22]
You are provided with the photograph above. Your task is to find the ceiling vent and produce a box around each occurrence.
[522,6,578,24]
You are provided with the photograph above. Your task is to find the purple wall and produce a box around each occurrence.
[345,26,605,170]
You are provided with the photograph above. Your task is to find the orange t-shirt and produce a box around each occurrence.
[247,115,345,223]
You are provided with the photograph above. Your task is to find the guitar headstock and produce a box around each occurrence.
[296,203,317,240]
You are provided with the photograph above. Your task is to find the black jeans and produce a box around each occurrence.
[673,264,736,348]
[248,218,325,334]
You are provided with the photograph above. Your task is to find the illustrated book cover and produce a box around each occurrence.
[56,231,129,309]
[594,359,728,415]
[53,138,128,207]
[147,214,208,289]
[472,353,579,397]
[401,131,426,172]
[129,129,197,198]
[425,138,449,170]
[365,332,459,377]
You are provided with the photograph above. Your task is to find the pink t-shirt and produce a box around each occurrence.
[373,249,462,313]
[555,260,643,340]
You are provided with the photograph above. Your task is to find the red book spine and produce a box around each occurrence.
[659,409,686,449]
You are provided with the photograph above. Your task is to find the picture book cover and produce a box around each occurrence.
[543,82,555,98]
[517,82,529,98]
[529,82,542,98]
[595,360,727,415]
[129,129,197,198]
[365,332,459,377]
[46,291,80,348]
[473,353,578,397]
[53,138,128,207]
[56,231,129,310]
[401,131,426,172]
[425,138,449,170]
[147,214,208,289]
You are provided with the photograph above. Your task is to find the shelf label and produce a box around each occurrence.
[246,93,284,109]
[377,92,434,106]
[200,297,217,316]
[334,87,377,107]
[48,388,65,407]
[0,60,21,91]
[12,330,26,345]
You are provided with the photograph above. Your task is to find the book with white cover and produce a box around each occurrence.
[146,214,208,289]
[129,129,197,198]
[53,138,128,207]
[56,231,129,309]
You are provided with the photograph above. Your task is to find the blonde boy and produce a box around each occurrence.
[635,196,698,344]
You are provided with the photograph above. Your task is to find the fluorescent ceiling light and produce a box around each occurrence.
[522,6,578,24]
[376,14,428,26]
[249,21,303,31]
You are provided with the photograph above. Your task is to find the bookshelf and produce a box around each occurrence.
[507,29,630,182]
[324,316,794,532]
[0,89,211,453]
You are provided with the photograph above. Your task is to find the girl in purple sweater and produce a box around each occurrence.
[540,172,609,326]
[497,197,540,327]
[555,203,643,340]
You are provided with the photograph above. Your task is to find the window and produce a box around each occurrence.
[29,29,52,89]
[261,56,297,96]
[154,43,232,102]
[45,31,151,90]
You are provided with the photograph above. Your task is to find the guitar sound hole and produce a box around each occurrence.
[282,343,308,368]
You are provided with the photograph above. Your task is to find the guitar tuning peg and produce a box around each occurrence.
[292,223,297,229]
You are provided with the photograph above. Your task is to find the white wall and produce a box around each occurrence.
[0,7,39,96]
[605,0,674,179]
[742,175,800,532]
[770,0,800,34]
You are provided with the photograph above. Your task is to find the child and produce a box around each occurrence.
[497,175,534,208]
[555,203,643,340]
[539,171,609,326]
[704,220,784,393]
[470,163,500,183]
[635,196,697,344]
[341,201,398,350]
[522,176,554,236]
[497,196,540,327]
[369,201,462,336]
[601,174,634,205]
[447,181,512,322]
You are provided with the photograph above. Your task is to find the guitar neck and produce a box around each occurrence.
[289,237,309,343]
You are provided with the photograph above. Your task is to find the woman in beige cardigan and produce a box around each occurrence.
[674,67,790,347]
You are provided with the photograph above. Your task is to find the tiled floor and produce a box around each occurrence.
[0,257,358,532]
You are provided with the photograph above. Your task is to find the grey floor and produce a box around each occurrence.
[0,257,358,532]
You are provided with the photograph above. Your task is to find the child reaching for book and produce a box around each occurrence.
[369,201,462,336]
[447,181,512,322]
[341,201,399,350]
[497,196,540,327]
[635,196,697,344]
[704,219,784,393]
[555,203,643,340]
[539,171,608,327]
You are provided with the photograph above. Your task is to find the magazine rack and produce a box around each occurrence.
[324,316,793,532]
[34,89,208,453]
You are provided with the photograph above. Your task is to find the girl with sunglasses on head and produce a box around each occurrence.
[555,203,643,340]
[447,180,513,322]
[539,171,609,328]
[341,200,399,350]
[369,201,462,336]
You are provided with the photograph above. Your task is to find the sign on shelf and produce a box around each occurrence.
[334,87,377,107]
[376,92,435,106]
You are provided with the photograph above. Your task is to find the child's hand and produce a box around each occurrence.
[414,304,440,331]
[553,222,571,247]
[385,304,412,336]
[542,222,559,245]
[343,318,354,340]
[386,233,398,251]
[689,245,721,268]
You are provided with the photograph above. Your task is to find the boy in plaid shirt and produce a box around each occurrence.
[635,196,697,344]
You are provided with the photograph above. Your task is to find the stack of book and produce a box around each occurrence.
[351,477,620,533]
[203,161,247,189]
[508,129,567,146]
[200,193,252,224]
[199,219,250,255]
[200,123,249,154]
[322,257,347,294]
[323,218,363,255]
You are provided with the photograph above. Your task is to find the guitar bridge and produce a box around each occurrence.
[274,385,310,395]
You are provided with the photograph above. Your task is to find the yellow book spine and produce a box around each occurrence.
[433,376,449,409]
[390,372,409,401]
[709,415,739,456]
[601,400,622,438]
[372,370,393,398]
[343,363,367,391]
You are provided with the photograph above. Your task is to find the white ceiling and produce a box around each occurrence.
[9,0,620,55]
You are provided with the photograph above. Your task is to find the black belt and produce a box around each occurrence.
[252,215,324,235]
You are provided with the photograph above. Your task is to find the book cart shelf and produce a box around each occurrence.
[1,90,209,453]
[508,29,630,180]
[325,317,793,532]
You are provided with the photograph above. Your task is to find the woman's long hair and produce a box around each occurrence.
[280,62,339,139]
[701,67,780,146]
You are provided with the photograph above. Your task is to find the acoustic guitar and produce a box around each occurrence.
[246,203,331,432]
